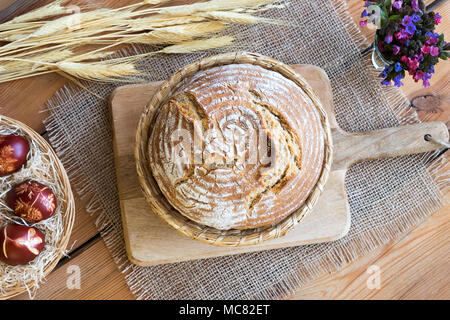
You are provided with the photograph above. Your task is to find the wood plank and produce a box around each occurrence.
[12,238,134,300]
[0,0,40,20]
[66,192,99,252]
[0,74,65,135]
[14,203,449,300]
[291,204,449,300]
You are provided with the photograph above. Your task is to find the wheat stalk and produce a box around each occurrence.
[143,0,171,4]
[160,35,234,54]
[0,33,28,42]
[0,50,74,72]
[199,11,276,24]
[160,0,277,16]
[127,15,206,30]
[29,9,116,38]
[56,62,138,81]
[125,21,226,44]
[33,50,74,64]
[0,23,44,37]
[3,1,67,26]
[71,51,116,62]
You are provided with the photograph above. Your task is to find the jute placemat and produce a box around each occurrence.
[44,0,448,299]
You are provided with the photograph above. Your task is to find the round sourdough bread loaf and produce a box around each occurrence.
[148,63,325,230]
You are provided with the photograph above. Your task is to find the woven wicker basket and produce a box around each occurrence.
[0,115,75,299]
[135,52,333,246]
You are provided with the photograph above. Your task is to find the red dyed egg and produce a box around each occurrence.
[6,180,57,223]
[0,134,30,177]
[0,224,45,266]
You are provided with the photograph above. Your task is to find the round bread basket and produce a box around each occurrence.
[0,115,75,299]
[135,52,333,246]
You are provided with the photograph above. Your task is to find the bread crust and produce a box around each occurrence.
[148,64,325,230]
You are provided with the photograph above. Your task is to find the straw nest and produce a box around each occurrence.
[135,52,333,246]
[0,116,75,299]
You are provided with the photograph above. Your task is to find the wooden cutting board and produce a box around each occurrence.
[110,64,448,266]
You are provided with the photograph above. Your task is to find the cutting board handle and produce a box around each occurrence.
[334,121,449,169]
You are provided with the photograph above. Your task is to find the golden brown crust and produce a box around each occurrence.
[148,64,325,230]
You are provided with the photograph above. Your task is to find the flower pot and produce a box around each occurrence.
[372,35,393,70]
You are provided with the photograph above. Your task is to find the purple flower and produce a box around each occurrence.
[395,31,405,40]
[385,34,393,44]
[402,15,412,26]
[392,45,401,55]
[435,13,442,24]
[412,0,419,11]
[422,73,432,87]
[381,80,391,86]
[406,58,420,72]
[428,36,438,45]
[360,20,367,28]
[413,70,424,82]
[395,62,402,72]
[411,14,421,23]
[394,74,404,87]
[405,22,416,35]
[379,65,390,78]
[430,46,439,56]
[361,9,368,18]
[429,65,435,74]
[393,0,403,10]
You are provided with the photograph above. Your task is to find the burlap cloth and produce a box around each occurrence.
[44,0,448,299]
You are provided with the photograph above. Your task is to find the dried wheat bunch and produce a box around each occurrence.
[0,0,286,84]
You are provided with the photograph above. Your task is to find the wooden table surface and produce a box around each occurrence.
[0,0,448,300]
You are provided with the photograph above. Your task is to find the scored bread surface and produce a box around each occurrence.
[148,64,325,230]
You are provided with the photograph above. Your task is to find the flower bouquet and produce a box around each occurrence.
[360,0,449,87]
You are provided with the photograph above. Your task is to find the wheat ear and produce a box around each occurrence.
[70,51,116,62]
[29,9,115,38]
[160,36,234,54]
[160,0,277,16]
[127,16,206,31]
[4,1,67,25]
[126,22,226,44]
[0,50,74,72]
[199,11,277,24]
[56,62,138,81]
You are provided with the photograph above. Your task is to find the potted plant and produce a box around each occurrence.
[360,0,449,87]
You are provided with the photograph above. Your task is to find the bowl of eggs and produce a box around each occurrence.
[0,115,75,299]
